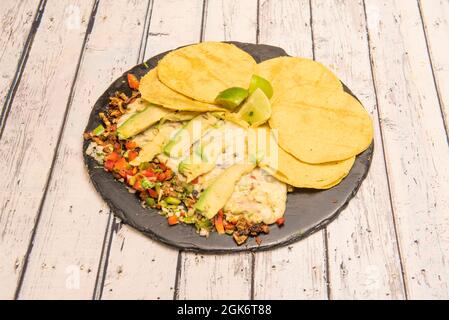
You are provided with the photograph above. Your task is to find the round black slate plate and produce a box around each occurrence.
[83,42,373,253]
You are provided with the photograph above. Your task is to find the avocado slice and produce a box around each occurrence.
[178,124,231,182]
[117,104,172,140]
[130,123,181,166]
[163,111,200,122]
[163,113,219,158]
[195,163,257,219]
[179,160,217,183]
[178,142,218,182]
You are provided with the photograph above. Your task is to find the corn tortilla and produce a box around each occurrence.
[139,68,226,112]
[255,127,355,189]
[157,42,257,103]
[269,86,373,164]
[255,56,343,101]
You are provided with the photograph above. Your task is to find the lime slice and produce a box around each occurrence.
[215,87,248,111]
[249,74,273,99]
[237,88,272,127]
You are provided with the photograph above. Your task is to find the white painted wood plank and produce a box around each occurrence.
[253,0,328,300]
[16,0,149,299]
[144,0,204,55]
[176,0,257,300]
[257,0,312,56]
[177,253,252,300]
[0,0,40,114]
[312,0,405,299]
[0,0,95,300]
[365,0,449,299]
[419,0,449,135]
[203,0,258,42]
[254,234,327,299]
[101,222,178,300]
[101,0,205,300]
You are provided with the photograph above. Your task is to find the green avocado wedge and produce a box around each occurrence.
[162,111,200,122]
[179,160,216,183]
[163,113,219,158]
[178,127,224,182]
[195,162,257,219]
[117,104,172,140]
[129,123,181,166]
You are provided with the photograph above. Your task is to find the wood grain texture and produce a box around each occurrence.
[16,0,149,299]
[312,0,405,299]
[100,0,205,300]
[203,0,258,41]
[177,0,257,299]
[253,0,328,300]
[0,0,40,116]
[175,0,257,300]
[0,0,95,300]
[419,0,449,136]
[177,253,252,300]
[365,0,449,299]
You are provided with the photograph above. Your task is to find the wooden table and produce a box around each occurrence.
[0,0,448,300]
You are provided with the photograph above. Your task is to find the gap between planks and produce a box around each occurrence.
[0,0,47,139]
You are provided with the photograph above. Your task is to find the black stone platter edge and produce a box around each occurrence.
[82,41,374,254]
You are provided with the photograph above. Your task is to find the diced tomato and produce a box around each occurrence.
[167,216,179,226]
[159,162,168,171]
[148,188,158,198]
[276,217,285,227]
[191,177,199,185]
[180,211,186,217]
[128,150,138,161]
[125,141,137,150]
[224,223,234,231]
[127,73,140,90]
[133,180,144,192]
[163,169,173,180]
[142,169,155,178]
[106,152,120,162]
[117,166,133,178]
[215,210,225,235]
[156,172,166,182]
[104,160,115,171]
[113,157,128,171]
[118,169,127,179]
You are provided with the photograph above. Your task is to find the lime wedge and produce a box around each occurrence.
[215,87,248,111]
[237,88,272,127]
[249,74,273,99]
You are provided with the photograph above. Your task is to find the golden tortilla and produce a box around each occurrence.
[254,127,355,189]
[255,56,343,101]
[269,86,373,164]
[157,42,257,103]
[139,68,226,112]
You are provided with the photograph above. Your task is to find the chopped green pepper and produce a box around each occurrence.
[183,183,194,194]
[146,197,156,207]
[165,197,181,205]
[141,178,155,190]
[139,162,150,170]
[92,124,105,136]
[182,215,196,224]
